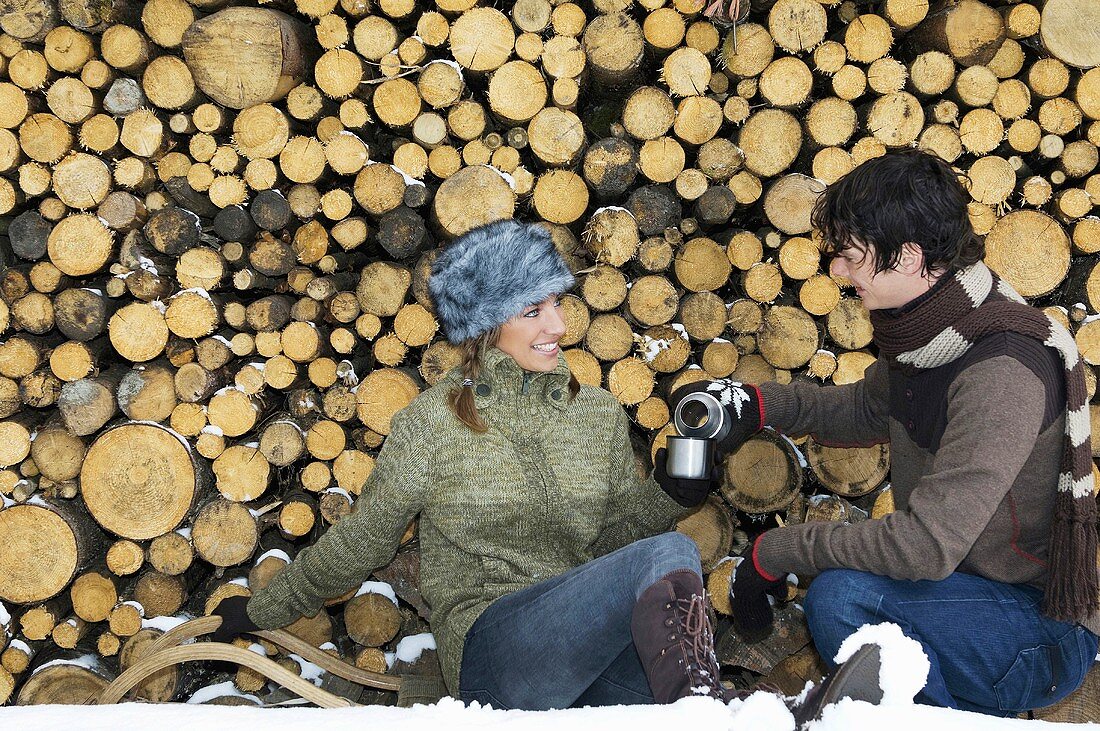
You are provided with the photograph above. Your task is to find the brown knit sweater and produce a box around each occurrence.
[757,335,1100,636]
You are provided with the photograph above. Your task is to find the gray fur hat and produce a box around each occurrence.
[429,220,576,344]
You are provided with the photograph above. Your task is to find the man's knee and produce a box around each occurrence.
[805,570,883,632]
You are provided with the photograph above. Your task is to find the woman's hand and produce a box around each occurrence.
[210,595,261,644]
[653,447,718,508]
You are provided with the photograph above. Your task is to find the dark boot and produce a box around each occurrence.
[631,569,731,703]
[790,643,883,726]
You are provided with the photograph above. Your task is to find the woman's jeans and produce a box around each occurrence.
[458,532,703,710]
[805,569,1099,716]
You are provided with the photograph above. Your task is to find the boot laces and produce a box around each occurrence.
[676,593,724,698]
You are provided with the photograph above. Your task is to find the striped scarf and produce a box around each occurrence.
[870,261,1098,623]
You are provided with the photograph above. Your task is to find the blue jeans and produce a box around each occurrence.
[458,532,703,710]
[804,569,1099,716]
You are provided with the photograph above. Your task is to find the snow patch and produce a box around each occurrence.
[389,164,426,188]
[288,654,325,685]
[637,335,672,363]
[173,287,214,302]
[394,633,436,664]
[426,59,463,77]
[728,690,795,731]
[592,205,633,218]
[255,548,291,565]
[32,653,99,675]
[353,581,398,605]
[142,614,190,632]
[835,622,929,706]
[485,165,516,190]
[324,487,352,501]
[132,421,193,455]
[187,681,262,705]
[779,433,808,468]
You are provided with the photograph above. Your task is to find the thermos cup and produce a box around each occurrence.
[666,390,731,480]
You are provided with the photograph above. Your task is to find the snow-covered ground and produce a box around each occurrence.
[2,624,1096,731]
[3,691,1095,731]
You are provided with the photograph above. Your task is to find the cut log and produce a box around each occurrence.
[344,590,401,648]
[582,12,644,86]
[674,495,736,572]
[80,422,211,540]
[16,647,114,704]
[191,497,258,567]
[909,0,1005,67]
[0,499,101,603]
[806,438,891,498]
[1040,0,1100,70]
[984,210,1070,297]
[720,430,804,513]
[182,8,315,109]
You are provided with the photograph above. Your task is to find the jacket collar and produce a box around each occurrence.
[472,345,573,411]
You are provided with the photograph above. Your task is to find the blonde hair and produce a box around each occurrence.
[447,329,581,433]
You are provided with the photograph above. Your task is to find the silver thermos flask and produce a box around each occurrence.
[666,391,731,480]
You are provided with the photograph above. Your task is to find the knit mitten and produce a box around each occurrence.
[670,380,764,459]
[653,447,717,508]
[729,537,788,643]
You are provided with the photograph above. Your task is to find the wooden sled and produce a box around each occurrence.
[92,615,447,708]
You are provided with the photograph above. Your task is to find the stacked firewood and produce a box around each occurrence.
[0,0,1098,711]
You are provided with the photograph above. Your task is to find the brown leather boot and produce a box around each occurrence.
[631,569,732,703]
[789,643,883,726]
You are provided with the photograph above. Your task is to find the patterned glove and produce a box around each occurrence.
[729,536,788,643]
[210,595,260,644]
[670,379,764,459]
[653,447,717,508]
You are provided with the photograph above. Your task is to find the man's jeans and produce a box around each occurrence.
[458,532,703,710]
[805,569,1099,716]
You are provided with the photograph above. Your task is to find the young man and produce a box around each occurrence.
[677,149,1100,716]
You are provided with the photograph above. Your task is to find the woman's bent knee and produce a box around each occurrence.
[630,533,701,586]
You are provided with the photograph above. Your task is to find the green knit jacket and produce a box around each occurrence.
[247,346,689,694]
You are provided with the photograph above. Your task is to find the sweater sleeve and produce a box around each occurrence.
[592,405,693,556]
[247,407,430,629]
[757,357,891,447]
[756,356,1047,581]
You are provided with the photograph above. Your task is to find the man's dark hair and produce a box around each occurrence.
[810,149,984,275]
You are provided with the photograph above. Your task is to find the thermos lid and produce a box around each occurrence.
[673,391,730,441]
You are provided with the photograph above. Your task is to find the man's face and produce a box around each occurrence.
[829,243,926,311]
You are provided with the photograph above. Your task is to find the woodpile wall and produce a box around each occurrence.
[0,0,1098,707]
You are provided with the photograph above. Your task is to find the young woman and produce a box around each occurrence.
[211,219,879,713]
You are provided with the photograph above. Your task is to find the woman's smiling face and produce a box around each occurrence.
[495,295,567,372]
